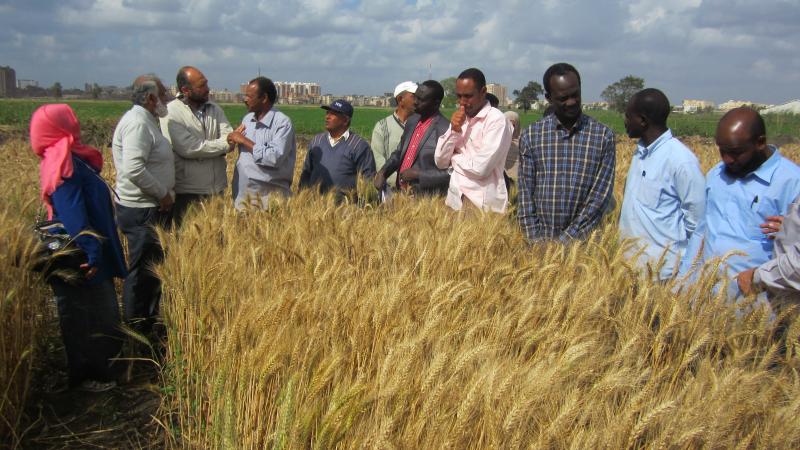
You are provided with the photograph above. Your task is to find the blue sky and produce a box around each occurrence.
[1,0,798,104]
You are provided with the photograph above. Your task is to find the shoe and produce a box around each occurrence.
[78,379,117,393]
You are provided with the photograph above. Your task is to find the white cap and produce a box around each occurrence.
[393,81,418,98]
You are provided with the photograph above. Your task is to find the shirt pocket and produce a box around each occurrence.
[635,181,662,210]
[738,199,773,241]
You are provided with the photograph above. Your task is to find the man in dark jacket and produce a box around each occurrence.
[373,80,451,196]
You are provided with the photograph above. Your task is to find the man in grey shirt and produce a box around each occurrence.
[228,76,296,209]
[111,73,174,331]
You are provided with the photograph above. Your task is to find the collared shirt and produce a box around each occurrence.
[232,108,296,209]
[619,130,705,279]
[328,129,350,147]
[680,146,800,279]
[112,104,175,208]
[518,113,616,242]
[434,102,512,213]
[398,115,435,188]
[754,196,800,298]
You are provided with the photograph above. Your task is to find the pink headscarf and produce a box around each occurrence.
[30,104,104,219]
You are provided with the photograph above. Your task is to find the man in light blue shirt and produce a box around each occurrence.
[228,76,296,209]
[619,89,705,280]
[679,107,800,289]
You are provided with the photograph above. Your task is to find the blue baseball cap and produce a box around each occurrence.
[321,99,353,118]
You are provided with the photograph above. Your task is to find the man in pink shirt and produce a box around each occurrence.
[434,68,512,213]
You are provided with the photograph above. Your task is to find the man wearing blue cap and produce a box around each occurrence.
[299,99,376,195]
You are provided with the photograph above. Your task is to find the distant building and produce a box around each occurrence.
[275,81,321,104]
[682,99,715,113]
[762,100,800,115]
[717,100,766,112]
[0,66,17,97]
[239,80,321,104]
[584,101,610,111]
[486,83,508,107]
[17,79,38,89]
[210,89,236,103]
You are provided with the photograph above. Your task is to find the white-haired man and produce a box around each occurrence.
[111,74,175,332]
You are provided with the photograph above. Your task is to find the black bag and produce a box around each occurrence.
[32,219,88,283]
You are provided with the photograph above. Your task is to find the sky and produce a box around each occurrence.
[1,0,798,104]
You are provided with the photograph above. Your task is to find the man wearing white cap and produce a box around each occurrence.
[371,81,417,189]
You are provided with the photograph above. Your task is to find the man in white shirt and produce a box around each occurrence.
[112,73,174,331]
[161,66,233,225]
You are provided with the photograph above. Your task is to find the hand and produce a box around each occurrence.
[399,167,419,182]
[227,131,245,144]
[80,263,98,280]
[736,268,757,295]
[373,171,386,190]
[159,193,174,212]
[227,124,245,145]
[450,105,466,133]
[760,215,784,239]
[227,131,252,152]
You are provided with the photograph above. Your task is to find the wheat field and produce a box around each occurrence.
[2,129,800,448]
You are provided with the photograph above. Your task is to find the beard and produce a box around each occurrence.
[155,100,168,118]
[189,91,209,104]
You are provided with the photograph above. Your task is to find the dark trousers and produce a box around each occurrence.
[50,278,122,386]
[116,204,169,330]
[172,193,212,228]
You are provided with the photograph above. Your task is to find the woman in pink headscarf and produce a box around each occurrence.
[30,104,127,392]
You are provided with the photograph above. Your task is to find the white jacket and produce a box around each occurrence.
[161,99,233,195]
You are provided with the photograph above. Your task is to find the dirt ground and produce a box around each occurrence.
[17,314,165,449]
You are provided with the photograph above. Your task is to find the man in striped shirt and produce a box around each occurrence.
[518,63,616,242]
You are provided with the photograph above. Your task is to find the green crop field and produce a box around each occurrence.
[2,98,798,141]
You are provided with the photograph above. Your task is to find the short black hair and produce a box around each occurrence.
[631,88,670,128]
[542,63,581,95]
[486,93,499,108]
[421,79,444,103]
[458,68,486,90]
[176,66,191,92]
[250,76,278,104]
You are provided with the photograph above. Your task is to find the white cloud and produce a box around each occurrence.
[0,0,797,103]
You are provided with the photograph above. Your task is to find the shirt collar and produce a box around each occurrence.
[553,113,587,135]
[636,129,673,158]
[393,112,406,127]
[328,129,350,146]
[472,101,492,121]
[250,109,276,128]
[132,104,158,124]
[749,145,781,184]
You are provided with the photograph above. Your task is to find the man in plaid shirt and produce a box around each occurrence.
[518,63,616,242]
